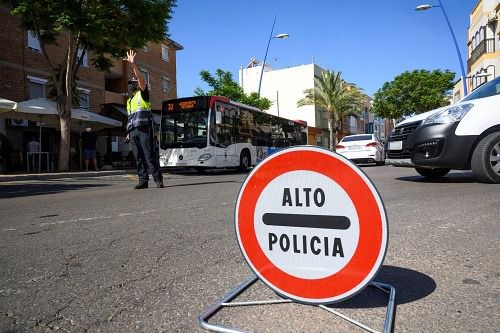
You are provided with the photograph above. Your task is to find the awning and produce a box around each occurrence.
[0,98,122,131]
[0,98,17,112]
[97,104,128,136]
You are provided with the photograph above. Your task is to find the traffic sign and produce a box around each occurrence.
[235,146,388,304]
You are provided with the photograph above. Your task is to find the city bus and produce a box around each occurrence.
[159,96,307,171]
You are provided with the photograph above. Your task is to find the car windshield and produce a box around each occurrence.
[462,76,500,102]
[341,135,372,142]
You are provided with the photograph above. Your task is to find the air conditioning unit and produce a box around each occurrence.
[8,118,29,127]
[488,11,498,23]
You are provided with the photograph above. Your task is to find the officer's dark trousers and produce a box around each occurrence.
[130,125,162,185]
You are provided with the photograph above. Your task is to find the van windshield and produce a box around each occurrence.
[462,76,500,102]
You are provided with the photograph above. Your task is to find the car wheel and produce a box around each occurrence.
[471,132,500,184]
[239,150,250,172]
[415,167,450,178]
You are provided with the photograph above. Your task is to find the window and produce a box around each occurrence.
[139,68,150,86]
[27,31,41,51]
[27,76,46,99]
[77,49,89,67]
[341,134,372,142]
[162,77,170,93]
[161,44,169,62]
[77,88,90,110]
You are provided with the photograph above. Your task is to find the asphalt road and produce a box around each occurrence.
[0,165,499,332]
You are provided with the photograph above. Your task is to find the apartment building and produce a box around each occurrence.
[239,62,388,148]
[466,0,499,94]
[0,7,183,171]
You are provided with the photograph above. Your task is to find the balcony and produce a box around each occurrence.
[468,38,495,71]
[105,57,126,79]
[104,90,126,105]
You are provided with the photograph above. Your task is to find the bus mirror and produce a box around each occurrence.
[216,112,222,124]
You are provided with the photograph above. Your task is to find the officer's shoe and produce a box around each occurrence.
[156,181,164,188]
[134,182,148,189]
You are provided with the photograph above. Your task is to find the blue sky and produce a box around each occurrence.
[168,0,477,98]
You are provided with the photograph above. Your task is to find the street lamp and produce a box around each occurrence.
[416,0,468,95]
[257,16,288,98]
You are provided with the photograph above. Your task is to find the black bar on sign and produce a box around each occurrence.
[262,213,351,230]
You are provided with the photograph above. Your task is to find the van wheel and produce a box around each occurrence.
[471,132,500,184]
[415,167,450,178]
[239,150,250,172]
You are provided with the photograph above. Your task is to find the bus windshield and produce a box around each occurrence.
[161,110,208,149]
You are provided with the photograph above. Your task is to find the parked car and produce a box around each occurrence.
[386,75,500,183]
[336,134,385,165]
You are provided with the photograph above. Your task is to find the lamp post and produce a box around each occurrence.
[416,0,468,95]
[257,16,288,98]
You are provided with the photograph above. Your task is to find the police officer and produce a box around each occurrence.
[125,49,164,189]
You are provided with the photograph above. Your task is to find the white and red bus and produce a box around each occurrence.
[159,96,307,171]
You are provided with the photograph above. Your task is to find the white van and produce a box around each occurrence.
[386,76,500,183]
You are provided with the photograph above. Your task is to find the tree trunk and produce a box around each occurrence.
[57,39,76,172]
[329,112,339,151]
[329,118,335,151]
[58,115,71,171]
[57,94,72,172]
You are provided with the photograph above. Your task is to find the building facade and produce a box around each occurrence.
[467,0,500,93]
[0,7,183,171]
[239,62,388,148]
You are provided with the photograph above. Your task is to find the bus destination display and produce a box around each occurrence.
[163,97,208,113]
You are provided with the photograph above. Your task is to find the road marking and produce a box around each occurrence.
[127,174,138,181]
[27,201,231,229]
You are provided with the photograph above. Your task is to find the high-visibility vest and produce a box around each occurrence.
[126,90,152,130]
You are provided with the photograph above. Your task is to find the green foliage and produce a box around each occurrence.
[297,70,365,150]
[4,0,176,71]
[371,69,455,120]
[195,69,272,110]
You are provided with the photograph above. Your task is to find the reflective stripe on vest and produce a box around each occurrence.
[127,90,152,114]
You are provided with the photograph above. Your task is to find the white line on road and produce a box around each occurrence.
[31,200,237,228]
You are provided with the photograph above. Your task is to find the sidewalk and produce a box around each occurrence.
[0,168,136,182]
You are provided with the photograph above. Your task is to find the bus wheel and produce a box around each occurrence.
[415,167,450,178]
[239,150,250,172]
[471,132,500,184]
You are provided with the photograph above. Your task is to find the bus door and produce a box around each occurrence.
[214,102,238,167]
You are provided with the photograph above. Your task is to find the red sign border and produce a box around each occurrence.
[235,146,388,304]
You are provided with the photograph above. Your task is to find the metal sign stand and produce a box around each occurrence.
[199,275,396,333]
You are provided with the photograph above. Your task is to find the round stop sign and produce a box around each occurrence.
[235,146,388,304]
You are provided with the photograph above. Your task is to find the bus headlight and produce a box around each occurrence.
[198,153,212,161]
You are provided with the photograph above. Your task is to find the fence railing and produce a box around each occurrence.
[468,38,495,71]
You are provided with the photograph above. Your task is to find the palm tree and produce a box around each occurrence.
[297,70,365,150]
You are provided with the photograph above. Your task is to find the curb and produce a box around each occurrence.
[0,169,136,182]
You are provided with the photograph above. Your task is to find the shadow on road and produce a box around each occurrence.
[166,167,251,176]
[0,182,109,199]
[396,171,480,184]
[329,265,436,309]
[165,180,243,188]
